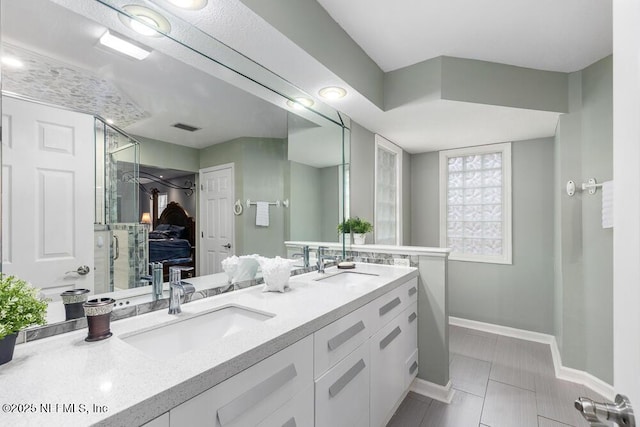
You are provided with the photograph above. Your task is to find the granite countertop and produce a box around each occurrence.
[0,263,418,427]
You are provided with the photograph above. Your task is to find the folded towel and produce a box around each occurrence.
[256,201,270,227]
[602,180,613,229]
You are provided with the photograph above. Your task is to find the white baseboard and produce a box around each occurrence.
[450,316,615,402]
[411,378,455,403]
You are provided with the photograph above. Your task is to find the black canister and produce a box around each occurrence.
[60,289,91,321]
[83,298,116,342]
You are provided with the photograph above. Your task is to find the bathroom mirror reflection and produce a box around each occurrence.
[0,0,349,320]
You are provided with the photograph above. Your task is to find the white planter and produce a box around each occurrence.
[339,233,353,244]
[353,233,366,245]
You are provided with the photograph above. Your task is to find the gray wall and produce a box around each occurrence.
[411,138,556,334]
[289,162,322,241]
[200,137,287,257]
[136,135,200,172]
[554,56,613,383]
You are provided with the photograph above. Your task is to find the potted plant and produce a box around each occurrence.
[337,218,353,243]
[351,217,373,245]
[0,275,48,365]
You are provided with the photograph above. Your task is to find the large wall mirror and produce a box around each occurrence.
[0,0,349,315]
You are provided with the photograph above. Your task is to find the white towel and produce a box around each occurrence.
[602,180,614,229]
[255,202,270,227]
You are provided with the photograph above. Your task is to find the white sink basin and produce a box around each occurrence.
[315,271,379,285]
[121,305,274,359]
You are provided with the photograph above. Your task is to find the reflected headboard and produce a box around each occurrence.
[157,201,196,247]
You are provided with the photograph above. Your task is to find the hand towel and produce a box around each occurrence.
[602,180,613,229]
[255,201,270,227]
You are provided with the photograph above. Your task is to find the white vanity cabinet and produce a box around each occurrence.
[314,276,419,427]
[169,335,313,427]
[157,273,418,427]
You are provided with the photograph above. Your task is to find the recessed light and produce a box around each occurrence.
[1,56,24,68]
[99,30,152,60]
[119,5,171,37]
[159,175,163,178]
[286,97,314,110]
[319,86,347,100]
[166,0,208,10]
[106,119,114,125]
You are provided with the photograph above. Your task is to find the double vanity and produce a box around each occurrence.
[0,263,418,427]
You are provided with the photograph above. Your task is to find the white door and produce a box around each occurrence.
[613,0,640,408]
[199,164,234,275]
[2,97,95,299]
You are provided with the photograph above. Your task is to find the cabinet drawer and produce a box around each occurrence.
[315,340,370,427]
[169,335,313,427]
[314,303,372,378]
[403,278,418,308]
[256,384,314,427]
[371,277,417,332]
[405,349,419,389]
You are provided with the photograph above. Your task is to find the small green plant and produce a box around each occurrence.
[0,275,48,339]
[351,217,373,234]
[338,217,373,234]
[337,218,353,234]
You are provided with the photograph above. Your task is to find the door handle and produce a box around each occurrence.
[66,265,90,276]
[222,243,231,249]
[575,394,635,426]
[113,235,119,260]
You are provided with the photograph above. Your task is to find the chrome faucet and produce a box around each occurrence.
[141,263,164,301]
[292,245,310,268]
[168,267,195,314]
[317,246,337,274]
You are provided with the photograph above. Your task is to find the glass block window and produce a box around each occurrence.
[375,135,403,245]
[439,143,512,264]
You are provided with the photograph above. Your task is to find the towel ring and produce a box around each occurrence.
[233,200,243,215]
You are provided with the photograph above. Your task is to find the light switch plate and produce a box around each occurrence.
[393,258,410,267]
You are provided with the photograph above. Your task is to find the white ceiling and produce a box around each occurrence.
[2,0,288,149]
[168,0,611,153]
[316,0,612,73]
[4,0,614,154]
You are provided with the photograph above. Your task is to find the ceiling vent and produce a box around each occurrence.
[172,122,201,132]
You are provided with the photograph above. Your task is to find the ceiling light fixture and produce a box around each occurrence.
[119,5,171,37]
[166,0,208,10]
[286,97,314,110]
[1,56,24,68]
[106,119,114,125]
[99,30,152,60]
[318,86,347,100]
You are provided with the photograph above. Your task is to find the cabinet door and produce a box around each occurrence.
[370,314,405,427]
[170,335,313,427]
[315,340,370,427]
[256,384,314,427]
[403,302,419,389]
[314,303,372,378]
[404,302,418,358]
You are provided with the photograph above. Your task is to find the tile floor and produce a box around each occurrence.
[387,325,610,427]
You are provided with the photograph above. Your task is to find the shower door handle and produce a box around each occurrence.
[575,394,635,426]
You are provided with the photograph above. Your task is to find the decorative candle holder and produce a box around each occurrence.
[83,298,116,342]
[60,289,91,321]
